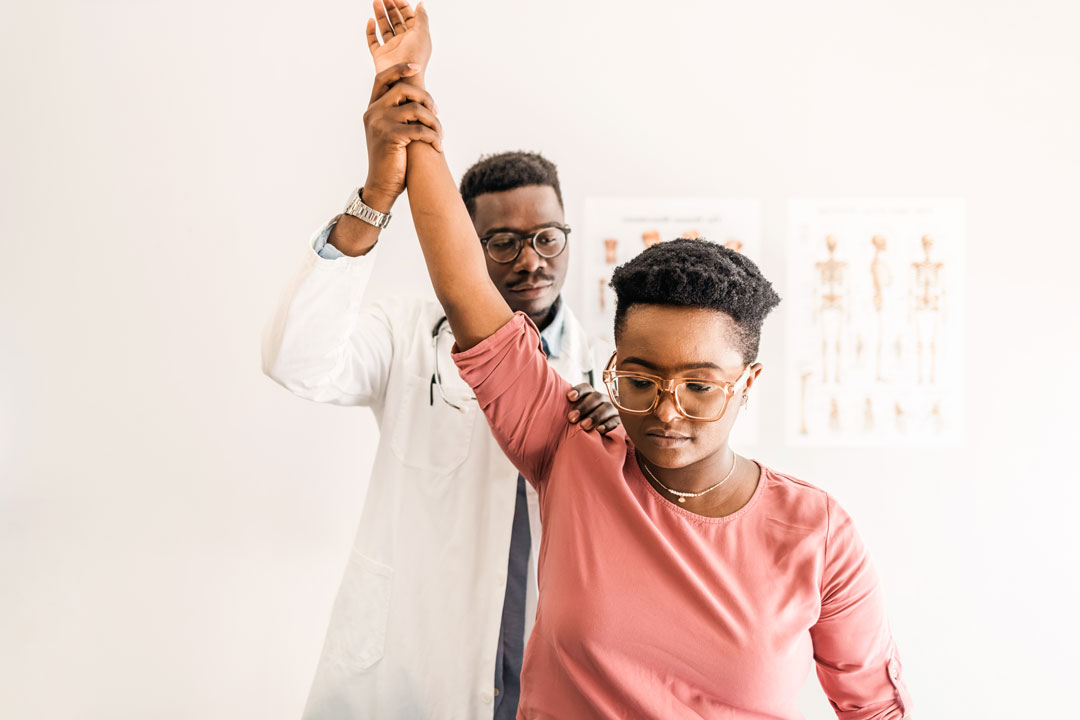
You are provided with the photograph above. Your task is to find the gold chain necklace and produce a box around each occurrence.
[638,449,738,504]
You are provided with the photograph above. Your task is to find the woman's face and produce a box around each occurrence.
[613,305,762,470]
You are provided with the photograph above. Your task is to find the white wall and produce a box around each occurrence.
[2,0,1078,717]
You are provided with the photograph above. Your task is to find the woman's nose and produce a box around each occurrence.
[654,389,681,423]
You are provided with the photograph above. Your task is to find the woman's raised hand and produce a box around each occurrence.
[366,1,431,77]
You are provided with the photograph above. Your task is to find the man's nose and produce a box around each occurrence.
[512,242,545,274]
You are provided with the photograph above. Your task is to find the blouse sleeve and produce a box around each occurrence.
[810,496,914,719]
[452,312,572,488]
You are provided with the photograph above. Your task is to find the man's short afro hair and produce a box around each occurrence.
[459,151,563,217]
[610,238,781,363]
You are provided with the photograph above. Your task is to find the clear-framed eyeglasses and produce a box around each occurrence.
[429,317,476,411]
[601,351,752,422]
[479,224,571,264]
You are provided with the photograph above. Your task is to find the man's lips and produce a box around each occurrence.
[508,282,553,298]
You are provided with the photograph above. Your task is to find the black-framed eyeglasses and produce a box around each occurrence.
[479,224,571,264]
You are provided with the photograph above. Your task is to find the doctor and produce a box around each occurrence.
[261,8,616,718]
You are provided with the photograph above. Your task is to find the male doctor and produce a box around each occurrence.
[262,53,617,719]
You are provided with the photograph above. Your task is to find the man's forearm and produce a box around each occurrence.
[404,141,512,350]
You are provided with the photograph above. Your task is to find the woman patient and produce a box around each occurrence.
[367,3,912,717]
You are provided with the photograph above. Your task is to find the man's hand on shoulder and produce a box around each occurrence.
[566,384,622,435]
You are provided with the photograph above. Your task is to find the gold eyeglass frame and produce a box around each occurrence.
[601,351,752,422]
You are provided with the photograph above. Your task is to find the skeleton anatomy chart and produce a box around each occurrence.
[583,197,763,445]
[786,199,965,446]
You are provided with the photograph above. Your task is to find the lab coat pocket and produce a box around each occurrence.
[323,551,394,672]
[390,373,477,475]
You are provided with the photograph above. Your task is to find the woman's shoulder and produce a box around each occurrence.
[755,464,837,529]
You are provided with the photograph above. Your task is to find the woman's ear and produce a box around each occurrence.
[745,362,763,391]
[740,363,764,405]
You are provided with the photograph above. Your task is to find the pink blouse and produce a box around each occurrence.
[454,314,912,719]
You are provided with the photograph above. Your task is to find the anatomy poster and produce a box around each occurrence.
[786,199,965,446]
[582,197,763,446]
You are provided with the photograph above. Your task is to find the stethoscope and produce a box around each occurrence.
[429,316,473,410]
[428,316,595,409]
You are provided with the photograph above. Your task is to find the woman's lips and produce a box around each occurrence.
[645,432,691,448]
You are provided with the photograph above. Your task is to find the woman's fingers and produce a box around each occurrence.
[373,0,395,42]
[388,1,407,34]
[365,18,381,56]
[414,1,428,29]
[394,0,416,28]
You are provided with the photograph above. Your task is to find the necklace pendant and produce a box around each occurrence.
[678,497,686,503]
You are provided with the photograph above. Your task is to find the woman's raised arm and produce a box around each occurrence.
[366,1,513,349]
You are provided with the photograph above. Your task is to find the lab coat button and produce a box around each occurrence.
[481,690,493,704]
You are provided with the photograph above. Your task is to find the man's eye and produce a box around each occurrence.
[488,237,517,250]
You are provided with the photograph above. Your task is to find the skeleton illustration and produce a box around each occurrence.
[911,234,946,384]
[814,234,849,384]
[870,235,893,381]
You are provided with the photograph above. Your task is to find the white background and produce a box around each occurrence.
[2,0,1079,717]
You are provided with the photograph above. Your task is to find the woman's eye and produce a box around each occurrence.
[627,378,654,389]
[685,382,719,394]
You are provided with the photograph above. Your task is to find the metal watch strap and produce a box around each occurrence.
[343,187,392,229]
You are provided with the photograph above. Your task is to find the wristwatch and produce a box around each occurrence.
[343,187,392,229]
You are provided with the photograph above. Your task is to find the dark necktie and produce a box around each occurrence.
[493,335,550,717]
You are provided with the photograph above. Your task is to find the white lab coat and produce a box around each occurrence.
[262,234,600,720]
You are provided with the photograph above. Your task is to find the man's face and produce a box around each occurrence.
[471,185,568,328]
